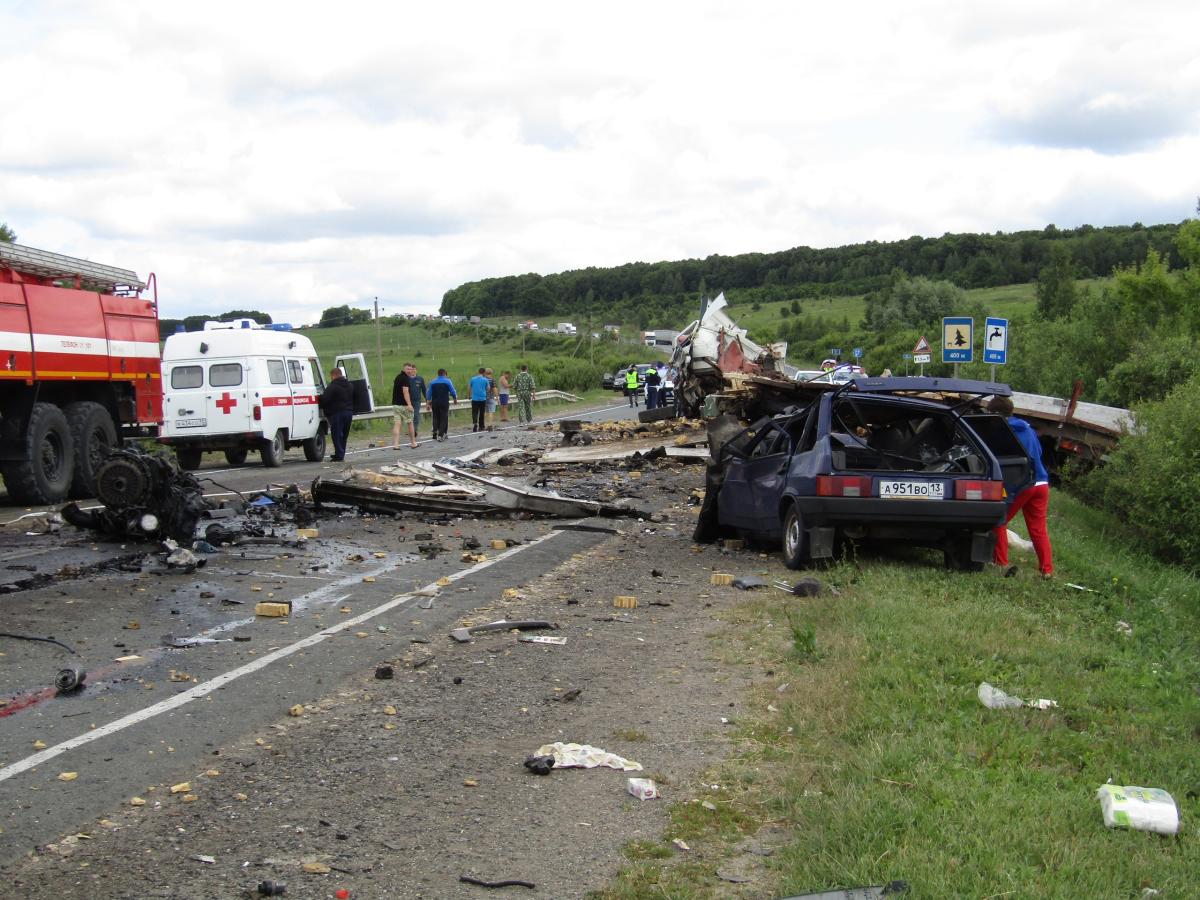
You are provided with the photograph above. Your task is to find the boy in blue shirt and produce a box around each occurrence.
[468,367,490,433]
[426,369,457,441]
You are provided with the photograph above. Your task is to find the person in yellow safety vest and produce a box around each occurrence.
[624,366,641,408]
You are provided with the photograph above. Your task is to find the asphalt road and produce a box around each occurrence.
[0,396,651,866]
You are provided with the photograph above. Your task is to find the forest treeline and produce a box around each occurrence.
[439,222,1183,327]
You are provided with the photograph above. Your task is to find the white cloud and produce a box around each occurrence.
[2,0,1198,325]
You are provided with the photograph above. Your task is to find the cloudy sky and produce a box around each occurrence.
[2,1,1198,324]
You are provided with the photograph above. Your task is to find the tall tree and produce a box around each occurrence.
[1035,244,1078,320]
[0,222,15,242]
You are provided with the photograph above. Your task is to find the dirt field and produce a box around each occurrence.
[1,445,778,899]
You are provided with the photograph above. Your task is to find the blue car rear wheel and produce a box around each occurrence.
[782,504,810,570]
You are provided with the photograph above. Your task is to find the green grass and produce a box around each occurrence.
[600,491,1200,899]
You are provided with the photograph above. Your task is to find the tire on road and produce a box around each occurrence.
[176,447,203,471]
[261,429,286,467]
[65,401,118,499]
[637,405,677,424]
[1,402,75,505]
[224,447,249,466]
[302,429,326,462]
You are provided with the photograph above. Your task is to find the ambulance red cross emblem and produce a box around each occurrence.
[215,392,238,414]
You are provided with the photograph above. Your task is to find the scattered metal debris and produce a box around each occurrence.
[450,620,556,643]
[54,666,87,692]
[459,875,536,890]
[0,632,78,655]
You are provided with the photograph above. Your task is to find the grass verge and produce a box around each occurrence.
[596,490,1200,898]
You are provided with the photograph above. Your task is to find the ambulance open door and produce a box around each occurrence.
[333,353,376,415]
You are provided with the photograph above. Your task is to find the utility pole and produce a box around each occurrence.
[374,297,384,393]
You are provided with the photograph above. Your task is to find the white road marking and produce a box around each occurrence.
[0,530,564,784]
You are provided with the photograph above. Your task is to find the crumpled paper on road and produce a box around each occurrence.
[534,741,643,771]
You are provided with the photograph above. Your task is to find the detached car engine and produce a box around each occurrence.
[61,447,209,543]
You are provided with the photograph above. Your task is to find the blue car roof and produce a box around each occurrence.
[846,376,1011,396]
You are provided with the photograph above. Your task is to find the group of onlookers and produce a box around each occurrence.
[391,363,538,445]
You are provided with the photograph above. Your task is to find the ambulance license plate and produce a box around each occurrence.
[878,480,943,499]
[175,418,207,428]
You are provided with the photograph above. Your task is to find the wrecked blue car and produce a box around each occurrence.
[703,377,1032,570]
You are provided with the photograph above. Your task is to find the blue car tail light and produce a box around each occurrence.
[954,480,1004,501]
[817,475,872,497]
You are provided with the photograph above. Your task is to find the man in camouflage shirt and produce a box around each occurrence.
[513,364,536,424]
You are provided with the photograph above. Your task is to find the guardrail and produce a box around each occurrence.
[352,390,581,422]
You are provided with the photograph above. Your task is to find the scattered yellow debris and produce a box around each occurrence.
[491,539,507,550]
[205,770,220,777]
[339,606,352,614]
[124,621,140,630]
[383,705,397,716]
[614,595,638,609]
[502,588,521,599]
[463,779,478,787]
[250,586,263,592]
[57,772,78,782]
[710,572,734,586]
[373,551,388,558]
[32,740,46,750]
[130,797,146,807]
[255,601,291,617]
[234,793,248,801]
[296,528,319,539]
[288,705,304,717]
[362,575,376,583]
[355,631,369,638]
[303,862,331,874]
[181,794,197,803]
[436,577,451,587]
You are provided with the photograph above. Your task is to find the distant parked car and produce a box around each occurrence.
[706,377,1032,570]
[602,372,615,389]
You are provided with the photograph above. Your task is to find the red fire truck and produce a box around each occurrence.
[0,242,162,504]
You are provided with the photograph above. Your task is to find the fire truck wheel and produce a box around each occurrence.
[302,429,326,462]
[224,448,249,466]
[1,402,75,505]
[176,447,203,471]
[65,401,118,499]
[261,429,286,468]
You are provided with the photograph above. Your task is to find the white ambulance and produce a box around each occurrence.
[158,320,372,469]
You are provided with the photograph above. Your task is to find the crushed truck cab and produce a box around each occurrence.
[159,321,328,469]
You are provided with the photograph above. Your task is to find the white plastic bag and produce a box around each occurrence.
[1096,784,1180,835]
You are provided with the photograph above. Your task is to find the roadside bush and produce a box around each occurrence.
[528,357,604,394]
[1081,373,1200,569]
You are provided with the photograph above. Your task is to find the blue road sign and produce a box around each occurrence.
[983,317,1008,365]
[902,353,913,360]
[942,317,974,363]
[830,347,842,357]
[852,347,863,359]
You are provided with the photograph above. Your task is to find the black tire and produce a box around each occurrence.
[224,447,249,466]
[261,429,285,468]
[1,402,75,505]
[302,429,326,462]
[782,503,810,570]
[944,532,986,572]
[638,405,677,424]
[64,401,118,499]
[176,447,203,471]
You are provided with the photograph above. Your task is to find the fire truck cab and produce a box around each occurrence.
[159,322,329,468]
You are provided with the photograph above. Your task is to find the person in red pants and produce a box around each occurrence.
[988,396,1053,577]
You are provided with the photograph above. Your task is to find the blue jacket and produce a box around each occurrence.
[469,374,491,402]
[428,375,457,405]
[1009,417,1048,483]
